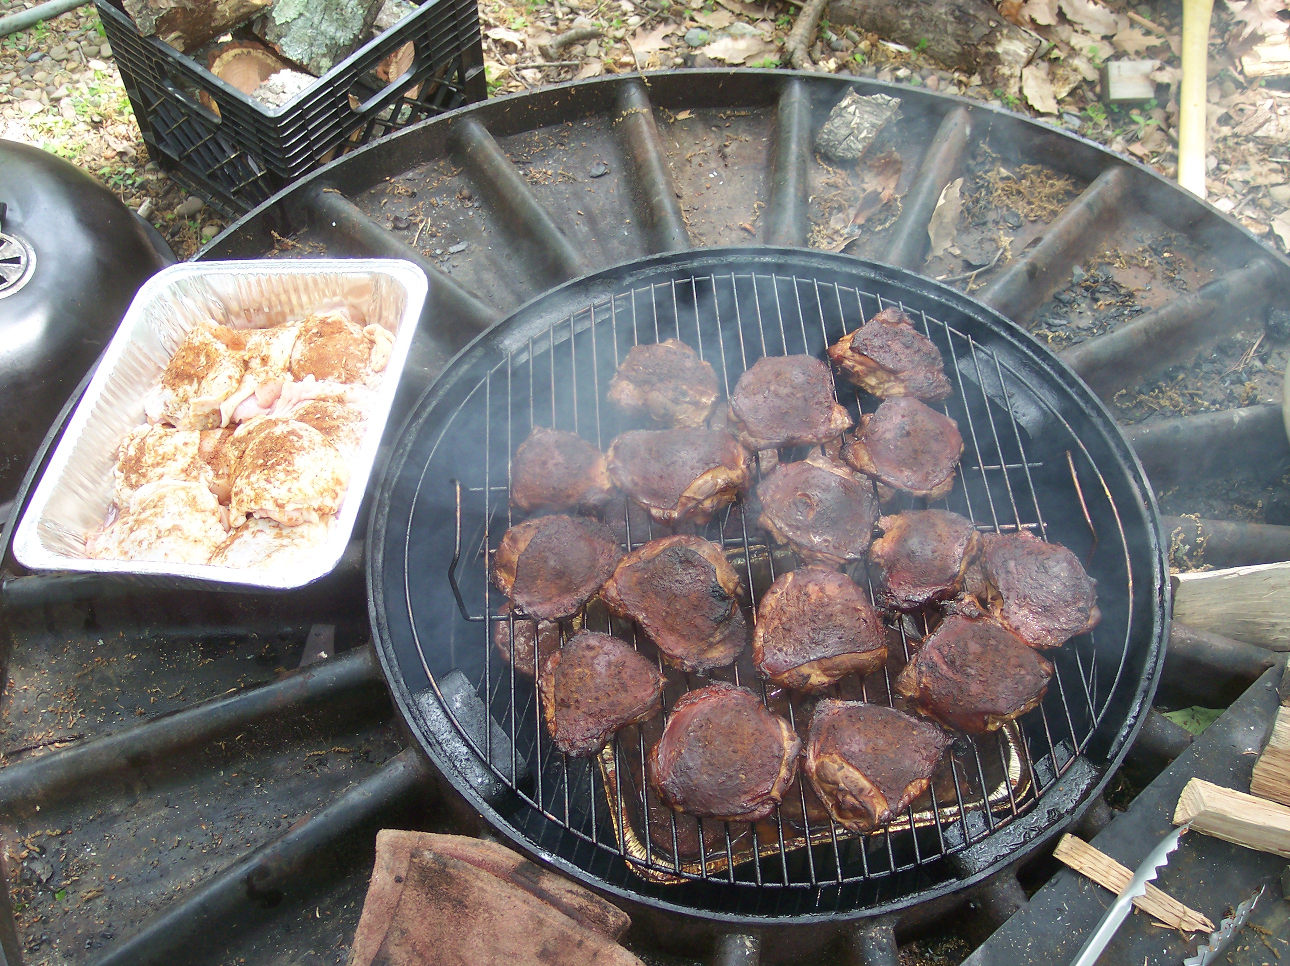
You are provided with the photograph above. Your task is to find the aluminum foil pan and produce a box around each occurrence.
[13,259,428,588]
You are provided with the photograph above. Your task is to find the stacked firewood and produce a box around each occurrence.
[121,0,415,107]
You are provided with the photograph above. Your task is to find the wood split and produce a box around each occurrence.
[1051,834,1214,933]
[1173,778,1290,859]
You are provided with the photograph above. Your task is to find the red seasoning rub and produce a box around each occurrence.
[509,427,614,516]
[538,631,664,757]
[227,417,350,528]
[972,529,1101,649]
[491,514,622,620]
[600,535,747,673]
[288,310,394,387]
[804,700,951,833]
[607,339,720,428]
[755,452,879,567]
[869,510,980,610]
[144,319,248,429]
[606,427,750,526]
[727,354,853,450]
[894,611,1054,733]
[649,682,801,823]
[752,566,887,692]
[841,397,963,501]
[827,306,951,401]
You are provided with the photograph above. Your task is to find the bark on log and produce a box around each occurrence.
[824,0,1042,86]
[122,0,273,53]
[255,0,385,77]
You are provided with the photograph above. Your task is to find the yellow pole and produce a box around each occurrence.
[1177,0,1215,198]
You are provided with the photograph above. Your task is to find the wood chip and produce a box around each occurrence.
[1052,834,1215,933]
[1174,778,1290,858]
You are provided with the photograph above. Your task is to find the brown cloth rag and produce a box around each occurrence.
[347,830,644,966]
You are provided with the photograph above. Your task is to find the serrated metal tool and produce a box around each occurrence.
[1182,886,1265,966]
[1069,822,1190,966]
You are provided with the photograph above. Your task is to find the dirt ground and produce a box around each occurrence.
[0,0,1287,261]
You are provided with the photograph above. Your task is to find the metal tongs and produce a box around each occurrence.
[1068,823,1190,966]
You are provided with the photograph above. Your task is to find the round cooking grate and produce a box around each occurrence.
[370,247,1167,922]
[0,230,35,299]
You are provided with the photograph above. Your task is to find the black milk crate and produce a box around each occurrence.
[96,0,485,216]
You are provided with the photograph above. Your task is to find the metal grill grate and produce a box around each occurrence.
[372,249,1161,915]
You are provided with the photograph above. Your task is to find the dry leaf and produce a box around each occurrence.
[628,23,677,59]
[868,150,903,203]
[1022,62,1061,114]
[1024,0,1059,26]
[485,26,527,49]
[674,109,694,120]
[1112,25,1164,56]
[999,0,1028,26]
[927,177,963,255]
[704,34,776,65]
[1059,0,1123,36]
[693,9,735,29]
[575,60,605,80]
[1271,211,1290,249]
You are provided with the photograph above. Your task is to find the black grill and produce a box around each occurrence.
[369,246,1167,920]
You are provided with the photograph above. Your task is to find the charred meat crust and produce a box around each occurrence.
[494,602,563,677]
[492,514,622,620]
[538,631,664,757]
[509,427,613,515]
[600,535,747,672]
[727,355,853,449]
[975,530,1101,649]
[805,700,951,833]
[606,427,750,525]
[607,339,720,427]
[648,682,801,822]
[869,510,980,610]
[755,452,879,567]
[827,306,952,401]
[841,397,963,500]
[752,566,887,691]
[893,613,1055,733]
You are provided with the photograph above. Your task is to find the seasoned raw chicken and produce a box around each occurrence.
[607,339,720,427]
[804,700,951,833]
[752,566,887,691]
[869,510,979,610]
[491,514,622,620]
[209,517,330,569]
[222,323,303,424]
[113,424,214,502]
[606,427,750,525]
[509,427,614,516]
[755,452,879,567]
[227,418,350,527]
[649,682,801,822]
[972,529,1100,649]
[894,611,1054,733]
[600,535,747,673]
[145,319,247,429]
[87,479,228,565]
[538,631,665,757]
[728,355,852,450]
[827,306,951,401]
[289,311,394,387]
[841,397,963,501]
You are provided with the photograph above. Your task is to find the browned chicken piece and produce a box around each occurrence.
[113,424,215,503]
[86,480,229,565]
[827,306,951,401]
[289,311,394,387]
[649,682,801,822]
[600,535,746,672]
[869,510,979,610]
[607,339,720,427]
[841,397,963,501]
[492,514,622,620]
[727,355,853,450]
[538,631,664,757]
[894,611,1055,733]
[606,428,750,525]
[227,417,350,527]
[755,452,879,567]
[493,602,563,677]
[752,567,887,692]
[804,700,951,833]
[144,319,248,430]
[974,529,1101,649]
[509,427,614,516]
